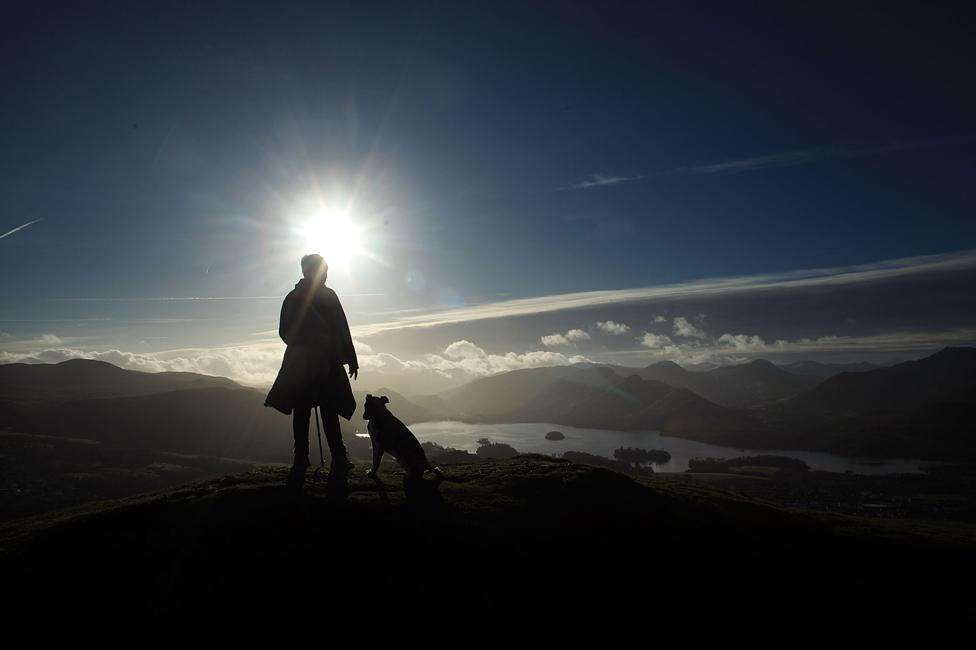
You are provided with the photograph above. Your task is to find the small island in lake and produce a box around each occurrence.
[545,430,565,441]
[476,438,520,459]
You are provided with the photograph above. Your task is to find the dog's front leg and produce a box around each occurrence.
[367,443,384,478]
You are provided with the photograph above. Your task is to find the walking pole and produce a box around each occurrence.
[314,406,325,469]
[311,404,326,485]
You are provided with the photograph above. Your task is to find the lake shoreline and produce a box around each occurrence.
[408,420,942,475]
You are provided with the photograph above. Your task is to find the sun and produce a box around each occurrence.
[299,209,364,268]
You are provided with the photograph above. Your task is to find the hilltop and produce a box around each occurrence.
[1,455,972,622]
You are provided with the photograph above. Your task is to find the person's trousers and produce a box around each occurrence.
[293,403,347,460]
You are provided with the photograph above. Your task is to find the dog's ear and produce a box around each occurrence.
[381,396,389,404]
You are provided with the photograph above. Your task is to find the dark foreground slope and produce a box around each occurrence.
[1,455,972,624]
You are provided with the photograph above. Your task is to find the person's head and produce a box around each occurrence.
[301,254,328,284]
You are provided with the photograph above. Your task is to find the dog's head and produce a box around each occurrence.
[363,394,390,420]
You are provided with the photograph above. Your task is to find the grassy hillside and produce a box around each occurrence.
[0,430,257,522]
[1,454,972,622]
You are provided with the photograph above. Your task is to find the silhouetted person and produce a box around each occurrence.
[265,254,359,471]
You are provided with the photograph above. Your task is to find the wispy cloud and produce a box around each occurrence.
[0,218,42,241]
[332,248,976,337]
[46,294,385,302]
[569,173,647,189]
[0,318,113,323]
[688,148,832,175]
[572,134,976,189]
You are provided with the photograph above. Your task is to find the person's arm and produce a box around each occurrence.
[332,290,359,379]
[278,293,295,345]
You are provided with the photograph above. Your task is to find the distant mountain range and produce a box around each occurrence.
[781,360,881,377]
[0,359,440,467]
[751,348,976,459]
[421,347,976,460]
[0,359,365,463]
[786,347,976,415]
[0,358,239,403]
[602,358,822,408]
[1,348,973,463]
[433,364,762,439]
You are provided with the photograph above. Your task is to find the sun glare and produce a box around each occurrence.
[299,209,364,268]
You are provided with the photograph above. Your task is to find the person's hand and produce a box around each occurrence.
[348,365,359,380]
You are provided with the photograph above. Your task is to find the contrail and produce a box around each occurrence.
[0,218,43,240]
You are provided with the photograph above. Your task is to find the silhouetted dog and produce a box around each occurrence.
[363,394,442,480]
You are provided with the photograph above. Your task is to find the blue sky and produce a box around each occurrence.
[2,2,975,391]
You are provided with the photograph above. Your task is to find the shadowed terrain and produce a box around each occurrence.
[2,455,972,623]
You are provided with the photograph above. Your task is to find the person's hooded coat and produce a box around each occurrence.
[264,278,358,419]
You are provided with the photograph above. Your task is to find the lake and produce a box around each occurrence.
[382,420,940,475]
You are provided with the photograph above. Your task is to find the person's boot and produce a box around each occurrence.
[329,449,355,472]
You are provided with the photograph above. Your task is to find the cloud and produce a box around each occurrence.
[566,329,591,341]
[0,343,286,387]
[673,317,706,339]
[5,326,975,395]
[597,320,630,335]
[652,316,666,323]
[603,328,976,365]
[341,248,976,337]
[717,333,772,352]
[0,218,42,241]
[40,334,62,344]
[541,328,590,347]
[423,340,590,376]
[715,333,846,353]
[540,333,568,347]
[0,331,594,392]
[570,173,645,189]
[353,339,373,354]
[689,148,832,175]
[571,135,976,189]
[443,340,488,359]
[691,135,976,175]
[357,339,594,388]
[638,333,674,349]
[47,294,384,302]
[358,351,448,377]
